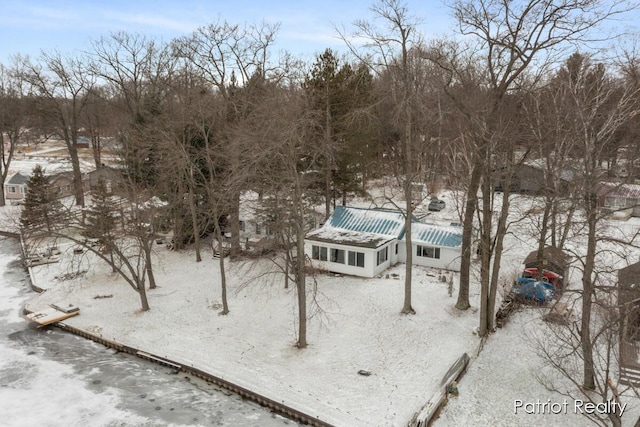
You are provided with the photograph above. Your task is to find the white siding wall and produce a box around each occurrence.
[304,240,395,278]
[398,241,461,272]
[412,245,461,272]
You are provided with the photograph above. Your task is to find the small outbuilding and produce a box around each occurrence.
[523,246,570,279]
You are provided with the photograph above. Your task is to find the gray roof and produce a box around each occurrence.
[7,173,29,185]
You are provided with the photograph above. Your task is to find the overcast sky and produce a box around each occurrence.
[0,0,453,64]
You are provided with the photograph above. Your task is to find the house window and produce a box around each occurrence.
[239,221,245,232]
[265,223,274,236]
[348,251,365,267]
[377,247,388,266]
[20,186,26,194]
[417,245,441,259]
[395,243,398,254]
[330,248,345,264]
[8,186,16,193]
[312,245,328,261]
[255,223,261,234]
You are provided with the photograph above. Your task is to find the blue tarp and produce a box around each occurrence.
[513,277,555,303]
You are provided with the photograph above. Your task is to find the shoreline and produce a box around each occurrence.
[13,232,331,427]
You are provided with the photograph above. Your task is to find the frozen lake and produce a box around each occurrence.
[0,236,297,427]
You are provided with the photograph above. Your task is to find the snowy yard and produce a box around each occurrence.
[10,186,640,426]
[24,241,479,427]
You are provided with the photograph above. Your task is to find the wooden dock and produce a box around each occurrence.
[26,304,80,327]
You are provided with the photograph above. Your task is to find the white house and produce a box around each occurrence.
[237,190,324,251]
[305,206,406,278]
[305,206,462,278]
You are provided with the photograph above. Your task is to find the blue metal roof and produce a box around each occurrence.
[410,222,462,248]
[327,206,406,238]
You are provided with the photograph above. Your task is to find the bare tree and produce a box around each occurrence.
[234,65,320,347]
[20,51,96,207]
[439,0,635,337]
[172,20,280,258]
[560,54,640,390]
[340,0,425,314]
[0,60,29,206]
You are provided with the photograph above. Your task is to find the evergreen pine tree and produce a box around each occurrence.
[83,179,119,269]
[84,179,117,242]
[20,165,63,232]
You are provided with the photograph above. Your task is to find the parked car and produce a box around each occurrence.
[428,199,446,211]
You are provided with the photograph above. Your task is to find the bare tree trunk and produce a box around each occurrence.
[145,241,156,290]
[66,136,86,207]
[187,180,202,262]
[90,132,102,168]
[138,280,150,311]
[581,192,597,390]
[402,182,415,314]
[229,191,241,257]
[401,93,415,315]
[536,198,552,277]
[488,188,511,331]
[295,173,307,348]
[558,203,576,251]
[213,211,229,315]
[457,161,481,310]
[324,93,332,219]
[478,171,492,336]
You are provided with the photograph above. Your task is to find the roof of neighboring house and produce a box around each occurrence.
[598,183,640,199]
[523,246,570,272]
[7,173,29,185]
[324,206,407,238]
[619,261,640,289]
[523,159,578,182]
[409,222,463,248]
[49,171,75,184]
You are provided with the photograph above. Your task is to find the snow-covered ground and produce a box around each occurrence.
[24,242,479,427]
[6,168,640,426]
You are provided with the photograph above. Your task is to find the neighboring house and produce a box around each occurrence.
[305,206,462,278]
[75,136,92,149]
[4,173,29,202]
[87,165,124,194]
[237,191,324,250]
[494,159,576,195]
[49,171,91,198]
[598,183,640,218]
[618,261,640,384]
